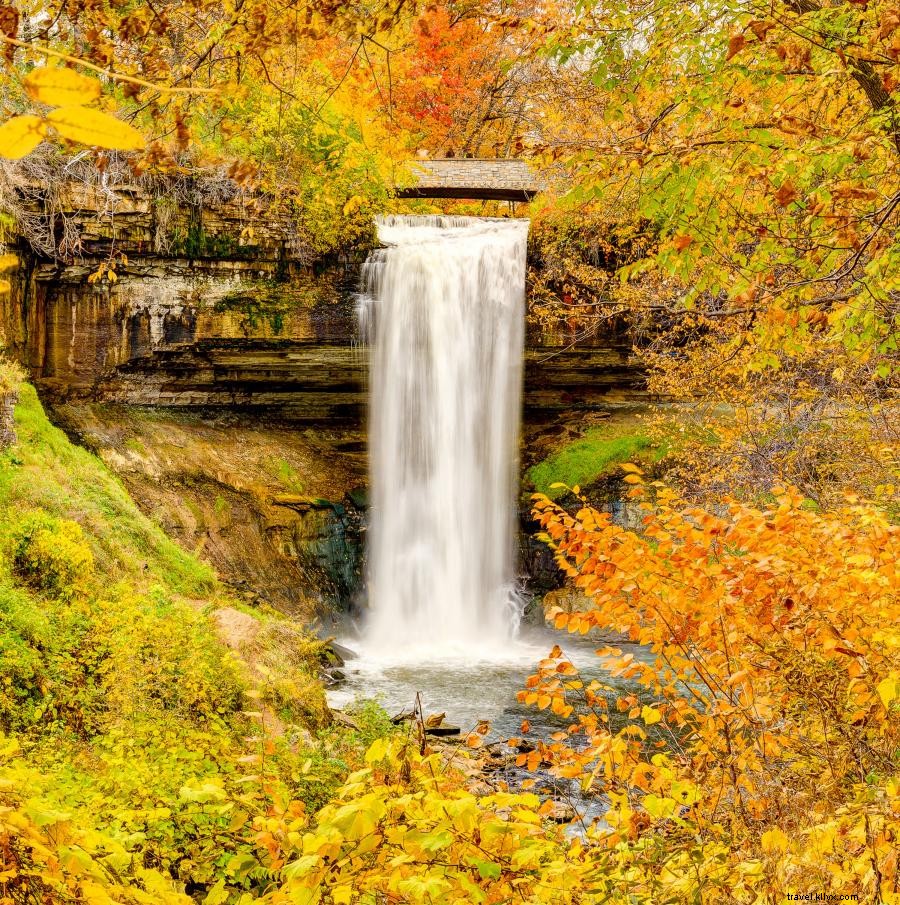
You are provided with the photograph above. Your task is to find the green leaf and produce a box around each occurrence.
[473,859,501,880]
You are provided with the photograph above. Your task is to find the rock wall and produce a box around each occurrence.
[2,253,366,420]
[2,251,643,420]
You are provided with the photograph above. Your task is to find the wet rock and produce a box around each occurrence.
[347,486,369,509]
[390,708,415,724]
[321,668,346,687]
[546,800,577,823]
[328,640,358,662]
[424,724,461,737]
[321,644,344,668]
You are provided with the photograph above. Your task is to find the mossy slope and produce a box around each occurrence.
[0,375,340,903]
[527,415,666,499]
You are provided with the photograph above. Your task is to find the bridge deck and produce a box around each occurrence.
[397,158,542,202]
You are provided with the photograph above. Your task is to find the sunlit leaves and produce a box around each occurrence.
[522,485,900,902]
[46,107,145,151]
[0,115,46,159]
[24,67,101,107]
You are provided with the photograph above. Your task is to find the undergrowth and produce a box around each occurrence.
[0,369,379,903]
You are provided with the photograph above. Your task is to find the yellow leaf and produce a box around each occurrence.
[332,886,353,905]
[0,115,46,159]
[876,673,898,707]
[24,67,101,107]
[641,705,661,725]
[364,737,388,763]
[342,194,365,215]
[46,106,145,151]
[761,827,789,852]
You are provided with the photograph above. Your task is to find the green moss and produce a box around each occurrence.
[528,420,665,499]
[0,384,215,595]
[123,436,146,455]
[268,456,305,492]
[169,222,243,259]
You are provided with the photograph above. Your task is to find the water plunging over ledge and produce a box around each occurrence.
[359,216,529,662]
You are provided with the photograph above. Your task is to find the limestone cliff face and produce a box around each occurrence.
[3,252,642,420]
[4,255,365,419]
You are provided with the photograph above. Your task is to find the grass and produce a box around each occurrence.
[528,418,666,499]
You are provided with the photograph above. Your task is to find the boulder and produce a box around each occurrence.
[325,640,358,663]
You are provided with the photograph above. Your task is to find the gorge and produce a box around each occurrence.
[1,3,896,897]
[0,186,647,622]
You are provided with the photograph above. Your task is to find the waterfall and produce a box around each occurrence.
[360,215,529,659]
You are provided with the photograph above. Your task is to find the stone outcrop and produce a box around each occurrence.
[1,249,642,419]
[0,388,15,449]
[11,178,313,261]
[53,402,365,616]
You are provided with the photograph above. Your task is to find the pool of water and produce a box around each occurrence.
[326,627,659,828]
[327,627,657,743]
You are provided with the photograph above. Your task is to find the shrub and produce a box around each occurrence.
[8,509,94,600]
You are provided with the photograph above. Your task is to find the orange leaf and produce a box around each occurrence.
[774,180,799,207]
[726,33,747,60]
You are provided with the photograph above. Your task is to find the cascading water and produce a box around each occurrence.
[359,215,529,660]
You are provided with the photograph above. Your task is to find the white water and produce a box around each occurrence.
[359,215,529,662]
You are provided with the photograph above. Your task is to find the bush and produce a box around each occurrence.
[8,509,94,600]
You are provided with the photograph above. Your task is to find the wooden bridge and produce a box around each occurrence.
[397,158,543,202]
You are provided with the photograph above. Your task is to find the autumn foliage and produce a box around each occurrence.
[524,471,899,902]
